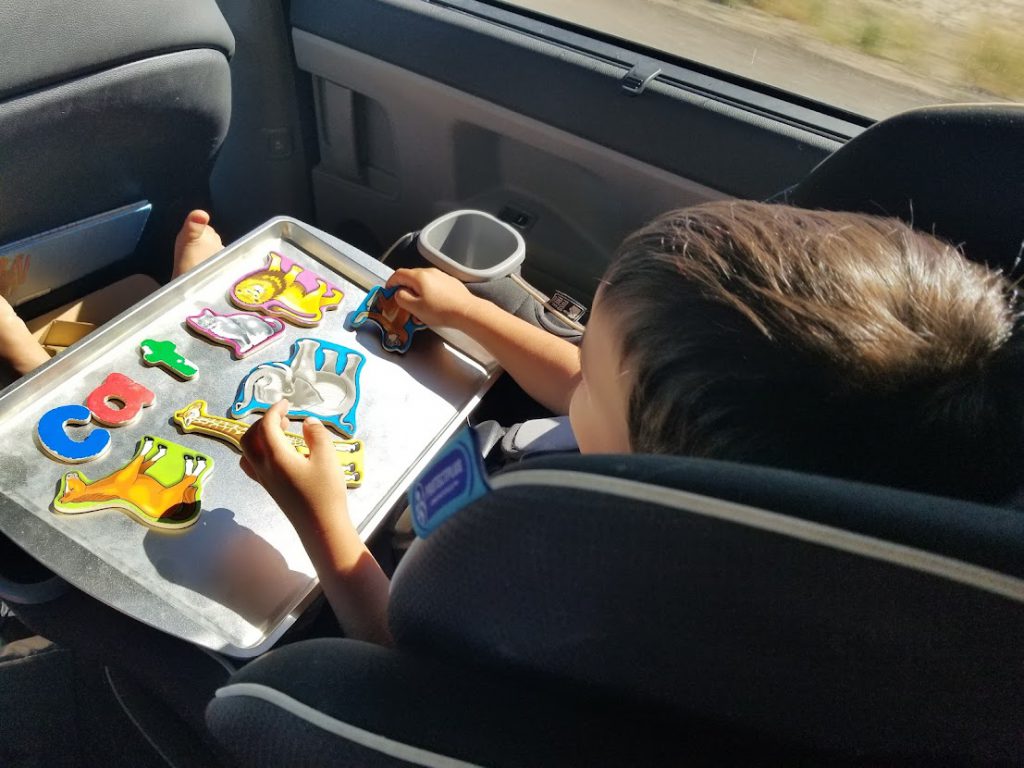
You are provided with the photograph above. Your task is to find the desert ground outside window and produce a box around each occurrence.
[489,0,1024,119]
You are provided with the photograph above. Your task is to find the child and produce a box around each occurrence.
[239,200,1024,646]
[0,210,223,376]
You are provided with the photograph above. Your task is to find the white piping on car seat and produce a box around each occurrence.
[214,683,486,768]
[490,469,1024,604]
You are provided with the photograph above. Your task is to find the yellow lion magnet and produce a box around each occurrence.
[230,252,344,327]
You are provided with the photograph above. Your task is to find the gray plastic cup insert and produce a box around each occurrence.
[417,210,526,282]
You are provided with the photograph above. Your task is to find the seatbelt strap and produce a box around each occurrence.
[500,417,578,460]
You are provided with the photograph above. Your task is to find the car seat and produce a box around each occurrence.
[207,452,1024,765]
[786,103,1024,274]
[204,104,1024,768]
[0,0,234,306]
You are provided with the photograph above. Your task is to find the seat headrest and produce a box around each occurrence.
[789,104,1024,273]
[389,453,1024,757]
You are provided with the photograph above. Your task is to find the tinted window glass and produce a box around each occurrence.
[498,0,1024,119]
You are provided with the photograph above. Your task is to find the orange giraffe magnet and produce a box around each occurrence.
[172,399,364,487]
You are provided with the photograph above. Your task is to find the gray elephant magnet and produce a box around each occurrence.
[231,338,366,436]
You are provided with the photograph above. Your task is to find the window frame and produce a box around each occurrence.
[291,0,852,199]
[428,0,870,141]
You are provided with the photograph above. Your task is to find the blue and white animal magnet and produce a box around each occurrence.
[36,403,111,463]
[347,286,426,355]
[231,338,365,437]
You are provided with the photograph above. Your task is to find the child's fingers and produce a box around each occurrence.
[259,399,298,460]
[386,268,430,296]
[385,269,415,291]
[391,287,419,313]
[242,400,295,468]
[239,417,268,462]
[302,417,340,473]
[239,455,258,483]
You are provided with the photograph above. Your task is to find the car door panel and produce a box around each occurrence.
[291,0,847,299]
[297,31,725,299]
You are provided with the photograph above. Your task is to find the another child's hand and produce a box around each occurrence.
[239,399,348,529]
[386,268,478,329]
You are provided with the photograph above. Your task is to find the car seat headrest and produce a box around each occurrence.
[788,104,1024,273]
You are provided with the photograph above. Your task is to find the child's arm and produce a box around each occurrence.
[387,268,581,415]
[239,400,392,646]
[0,296,50,376]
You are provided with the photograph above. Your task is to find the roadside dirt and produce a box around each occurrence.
[505,0,1019,118]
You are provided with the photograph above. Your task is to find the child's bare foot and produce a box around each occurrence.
[0,295,49,376]
[172,210,224,278]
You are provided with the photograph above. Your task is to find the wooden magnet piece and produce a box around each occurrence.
[347,286,426,354]
[140,339,198,380]
[52,435,213,531]
[172,399,364,487]
[231,338,365,437]
[36,404,111,464]
[185,308,286,359]
[86,373,156,427]
[229,252,343,327]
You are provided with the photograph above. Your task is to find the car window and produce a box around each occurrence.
[494,0,1024,119]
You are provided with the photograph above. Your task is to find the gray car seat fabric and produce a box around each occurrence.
[207,638,758,767]
[388,453,1024,763]
[0,0,234,102]
[499,416,577,459]
[0,0,234,283]
[206,453,1024,765]
[0,51,231,246]
[787,104,1024,273]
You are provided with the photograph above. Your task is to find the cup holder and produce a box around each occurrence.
[417,210,525,283]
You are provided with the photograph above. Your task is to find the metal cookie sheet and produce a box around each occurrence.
[0,218,499,656]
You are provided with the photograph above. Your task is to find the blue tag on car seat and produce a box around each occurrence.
[409,427,490,538]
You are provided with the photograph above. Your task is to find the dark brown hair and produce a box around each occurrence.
[600,200,1024,502]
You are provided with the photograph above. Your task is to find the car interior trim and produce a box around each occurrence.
[489,469,1024,603]
[429,0,867,138]
[290,0,841,199]
[0,202,152,307]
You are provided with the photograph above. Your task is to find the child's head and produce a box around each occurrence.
[569,200,1024,502]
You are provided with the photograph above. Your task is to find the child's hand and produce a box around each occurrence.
[241,400,392,647]
[386,268,478,329]
[239,399,348,528]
